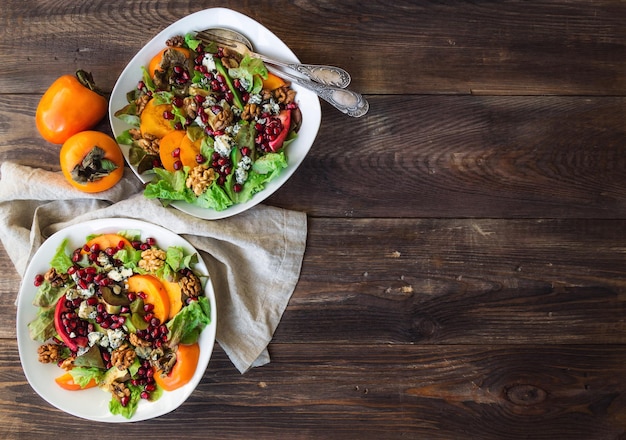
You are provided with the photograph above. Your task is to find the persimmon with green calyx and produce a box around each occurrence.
[54,372,97,391]
[153,343,200,391]
[36,70,109,144]
[60,131,125,193]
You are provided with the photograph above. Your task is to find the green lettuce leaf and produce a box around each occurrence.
[50,238,74,273]
[68,366,106,387]
[166,296,211,346]
[27,305,57,342]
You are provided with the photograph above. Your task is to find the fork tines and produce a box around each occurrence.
[195,30,238,49]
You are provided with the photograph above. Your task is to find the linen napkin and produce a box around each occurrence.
[0,161,307,373]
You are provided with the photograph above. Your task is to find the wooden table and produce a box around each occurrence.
[1,1,625,438]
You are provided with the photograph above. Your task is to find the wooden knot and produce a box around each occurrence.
[411,316,438,338]
[505,384,547,406]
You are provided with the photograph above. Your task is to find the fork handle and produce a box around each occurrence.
[257,54,351,88]
[268,67,368,118]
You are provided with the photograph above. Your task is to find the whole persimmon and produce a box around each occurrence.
[60,131,124,193]
[36,70,108,144]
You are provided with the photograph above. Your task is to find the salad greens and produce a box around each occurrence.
[114,32,301,212]
[28,230,212,419]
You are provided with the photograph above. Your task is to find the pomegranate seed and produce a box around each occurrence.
[120,396,130,407]
[241,147,251,156]
[137,81,145,90]
[144,303,155,312]
[82,244,90,252]
[34,274,44,287]
[163,110,174,120]
[141,391,150,400]
[137,292,147,300]
[233,183,243,193]
[196,154,205,163]
[140,242,150,251]
[172,148,181,158]
[194,94,205,104]
[150,317,161,327]
[172,97,183,107]
[127,292,137,302]
[173,160,183,170]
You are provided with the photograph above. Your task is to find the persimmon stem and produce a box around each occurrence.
[75,69,110,98]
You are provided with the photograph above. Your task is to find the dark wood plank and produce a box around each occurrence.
[3,218,626,344]
[2,95,625,218]
[1,1,624,95]
[1,339,624,439]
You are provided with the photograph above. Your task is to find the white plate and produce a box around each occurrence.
[16,218,217,422]
[108,7,322,220]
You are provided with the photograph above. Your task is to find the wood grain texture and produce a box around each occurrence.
[2,95,625,218]
[1,339,625,439]
[1,0,625,438]
[0,1,624,95]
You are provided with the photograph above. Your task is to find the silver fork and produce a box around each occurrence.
[196,29,351,89]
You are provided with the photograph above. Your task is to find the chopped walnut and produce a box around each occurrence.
[129,128,160,155]
[166,35,186,47]
[129,333,151,348]
[37,343,63,363]
[273,85,296,105]
[109,380,131,403]
[180,272,202,298]
[138,248,167,272]
[241,103,261,121]
[135,94,151,115]
[186,165,216,196]
[44,268,68,287]
[59,357,75,371]
[209,106,234,132]
[110,343,136,370]
[182,96,198,119]
[221,47,242,69]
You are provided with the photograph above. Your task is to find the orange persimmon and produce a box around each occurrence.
[83,233,132,254]
[153,343,200,391]
[262,72,286,91]
[162,279,184,319]
[140,99,175,139]
[158,130,186,172]
[36,70,108,144]
[159,131,203,172]
[127,274,170,323]
[55,372,97,391]
[60,131,124,193]
[148,47,191,79]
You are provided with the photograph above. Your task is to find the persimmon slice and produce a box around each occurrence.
[127,274,170,323]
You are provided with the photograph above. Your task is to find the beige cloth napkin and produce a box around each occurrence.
[0,162,307,373]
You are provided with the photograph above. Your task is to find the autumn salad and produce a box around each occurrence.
[28,231,211,419]
[114,32,302,211]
